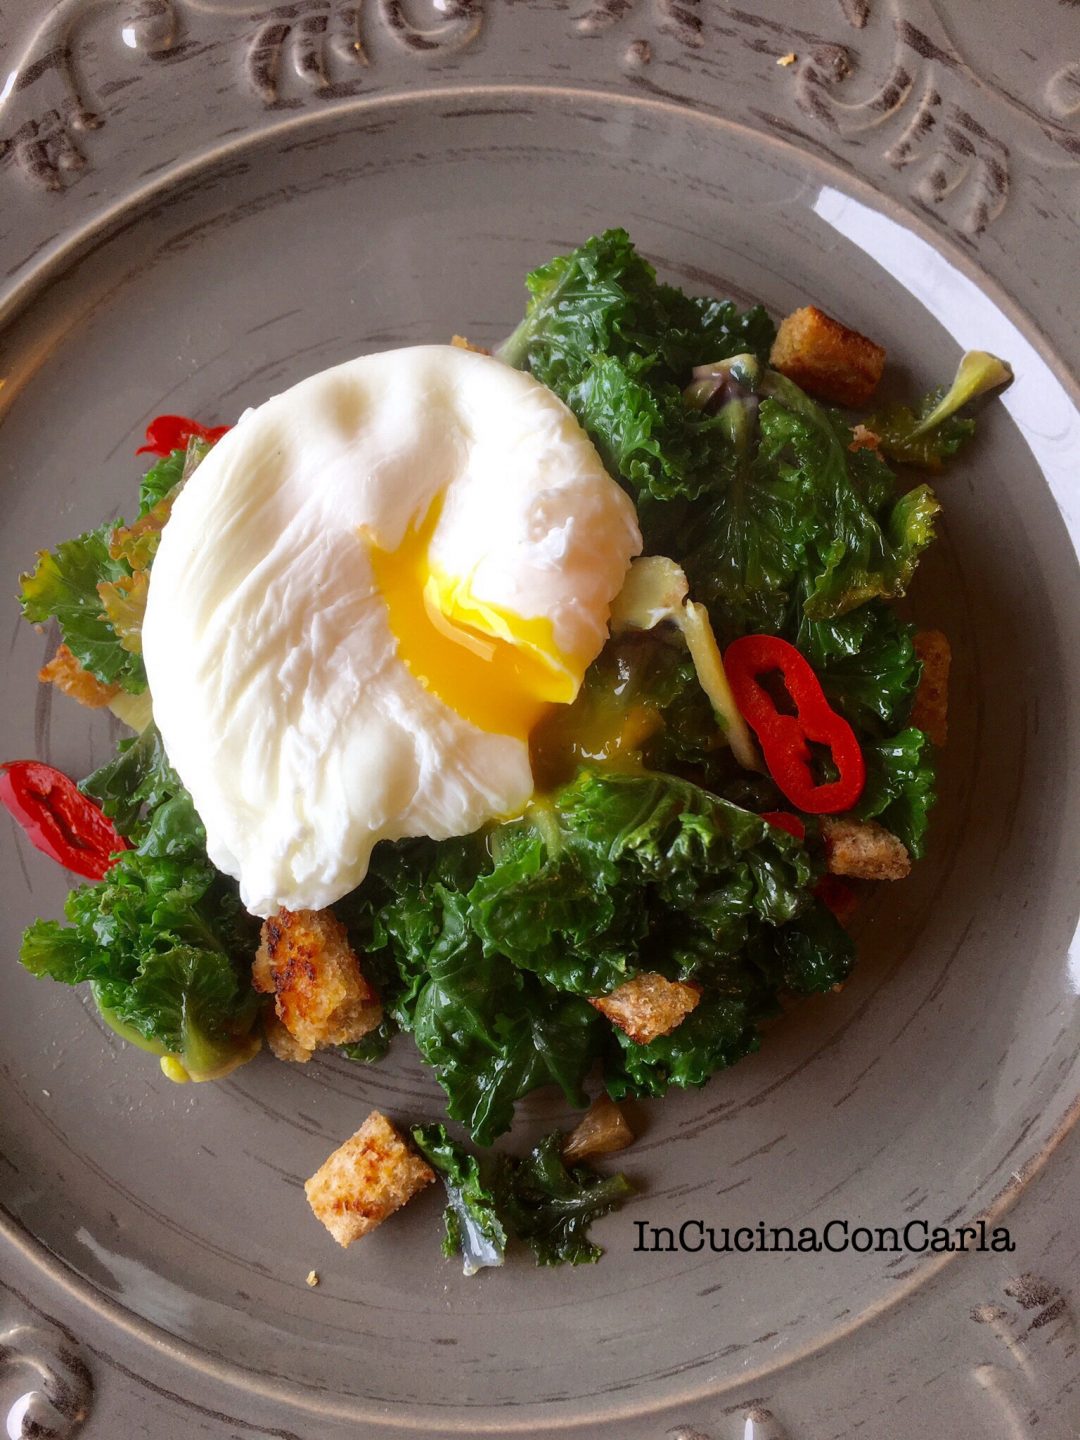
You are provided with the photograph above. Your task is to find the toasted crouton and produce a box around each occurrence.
[263,1011,313,1064]
[822,817,911,881]
[450,334,491,355]
[911,629,951,747]
[305,1111,434,1247]
[38,643,120,708]
[590,971,701,1045]
[770,306,886,408]
[253,908,382,1055]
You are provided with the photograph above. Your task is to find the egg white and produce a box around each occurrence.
[142,345,641,915]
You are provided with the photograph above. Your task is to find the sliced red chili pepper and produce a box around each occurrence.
[814,874,858,926]
[761,807,858,923]
[724,634,865,814]
[0,761,129,880]
[760,810,806,840]
[136,414,229,457]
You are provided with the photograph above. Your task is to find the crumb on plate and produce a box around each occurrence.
[450,334,491,355]
[911,629,951,747]
[848,423,881,452]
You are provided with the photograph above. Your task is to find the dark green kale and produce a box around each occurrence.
[20,726,261,1081]
[21,845,261,1080]
[469,770,813,995]
[747,899,856,997]
[338,1018,398,1064]
[679,370,939,640]
[343,769,845,1144]
[80,723,186,843]
[411,1123,634,1271]
[409,1123,509,1273]
[498,227,774,390]
[498,230,772,511]
[857,728,936,858]
[560,353,740,504]
[355,839,600,1146]
[501,1131,634,1267]
[795,602,920,735]
[753,377,939,623]
[605,993,762,1100]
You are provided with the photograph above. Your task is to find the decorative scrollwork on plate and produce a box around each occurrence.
[0,0,1074,231]
[667,1407,793,1440]
[787,19,1011,235]
[0,0,185,189]
[838,0,871,27]
[0,0,487,180]
[793,0,1080,234]
[0,1321,92,1440]
[1046,61,1080,120]
[575,0,703,52]
[970,1273,1077,1439]
[243,1,485,105]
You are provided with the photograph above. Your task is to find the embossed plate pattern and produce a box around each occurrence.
[1,3,1078,1438]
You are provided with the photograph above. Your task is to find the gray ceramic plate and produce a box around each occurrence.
[1,3,1078,1438]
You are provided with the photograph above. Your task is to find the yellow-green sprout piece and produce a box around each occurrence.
[610,556,760,772]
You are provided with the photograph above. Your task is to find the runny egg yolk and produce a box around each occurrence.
[367,498,582,740]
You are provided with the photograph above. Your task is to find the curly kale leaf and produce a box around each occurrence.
[857,728,936,857]
[499,227,773,388]
[499,230,772,508]
[605,993,761,1099]
[668,374,937,645]
[501,1131,634,1267]
[560,353,739,504]
[748,900,856,996]
[21,441,216,690]
[410,1123,509,1274]
[80,724,186,843]
[356,841,600,1146]
[795,602,921,734]
[137,447,188,511]
[412,1124,633,1271]
[346,769,842,1138]
[867,398,975,470]
[469,770,813,996]
[20,524,147,692]
[20,726,260,1080]
[753,381,940,622]
[21,844,260,1079]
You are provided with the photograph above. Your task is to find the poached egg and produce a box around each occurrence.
[142,345,641,915]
